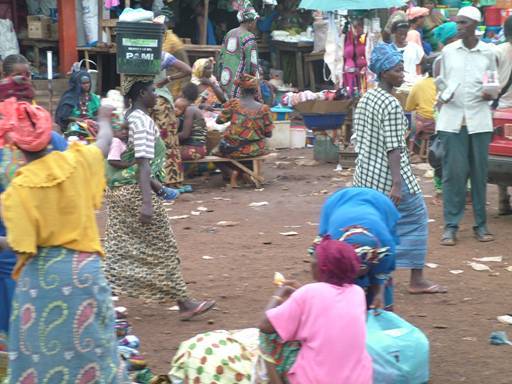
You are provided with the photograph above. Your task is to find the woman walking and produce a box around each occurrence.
[1,101,128,382]
[217,0,259,99]
[105,76,215,320]
[353,43,446,295]
[0,55,68,352]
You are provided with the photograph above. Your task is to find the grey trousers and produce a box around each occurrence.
[439,127,492,231]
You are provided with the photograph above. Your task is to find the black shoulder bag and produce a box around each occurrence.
[492,67,512,110]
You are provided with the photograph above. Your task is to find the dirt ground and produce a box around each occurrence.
[109,148,512,383]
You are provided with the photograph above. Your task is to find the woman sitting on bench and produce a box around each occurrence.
[215,74,274,187]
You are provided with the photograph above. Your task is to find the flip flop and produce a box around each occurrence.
[178,185,193,193]
[408,284,448,295]
[180,300,216,321]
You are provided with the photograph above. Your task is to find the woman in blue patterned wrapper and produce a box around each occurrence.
[0,100,130,382]
[353,43,447,295]
[0,55,68,352]
[312,187,399,310]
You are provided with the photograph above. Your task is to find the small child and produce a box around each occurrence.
[108,119,180,201]
[176,83,208,161]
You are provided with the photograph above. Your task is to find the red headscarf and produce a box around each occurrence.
[0,99,53,152]
[315,237,360,287]
[0,76,35,102]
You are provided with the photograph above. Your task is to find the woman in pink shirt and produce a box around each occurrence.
[259,238,373,384]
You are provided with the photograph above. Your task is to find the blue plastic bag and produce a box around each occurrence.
[366,310,429,384]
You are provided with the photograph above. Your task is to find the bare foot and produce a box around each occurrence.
[230,170,240,188]
[408,283,448,294]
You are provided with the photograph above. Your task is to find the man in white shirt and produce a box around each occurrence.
[436,6,496,246]
[494,16,512,215]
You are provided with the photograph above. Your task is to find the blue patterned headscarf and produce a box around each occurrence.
[369,43,403,78]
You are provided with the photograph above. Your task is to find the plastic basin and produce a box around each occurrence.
[302,113,347,131]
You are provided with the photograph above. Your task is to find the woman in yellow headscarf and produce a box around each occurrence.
[191,57,226,109]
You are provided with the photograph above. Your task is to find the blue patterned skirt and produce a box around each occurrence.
[395,183,429,269]
[7,247,128,383]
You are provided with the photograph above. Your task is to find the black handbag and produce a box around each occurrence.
[428,135,444,170]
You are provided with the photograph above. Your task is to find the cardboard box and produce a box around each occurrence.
[294,100,353,114]
[28,16,51,39]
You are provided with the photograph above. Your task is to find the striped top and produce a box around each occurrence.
[127,109,158,160]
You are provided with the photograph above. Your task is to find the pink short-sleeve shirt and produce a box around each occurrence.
[266,282,372,384]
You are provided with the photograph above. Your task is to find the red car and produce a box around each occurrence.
[489,109,512,215]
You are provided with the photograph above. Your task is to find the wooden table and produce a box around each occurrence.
[19,38,59,72]
[271,40,313,90]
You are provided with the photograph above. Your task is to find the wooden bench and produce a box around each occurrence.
[182,153,276,188]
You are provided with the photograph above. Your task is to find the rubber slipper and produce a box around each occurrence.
[408,284,448,295]
[178,185,193,193]
[180,300,216,321]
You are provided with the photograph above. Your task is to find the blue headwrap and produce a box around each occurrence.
[369,43,403,78]
[433,22,458,45]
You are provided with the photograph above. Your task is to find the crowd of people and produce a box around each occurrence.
[0,0,511,383]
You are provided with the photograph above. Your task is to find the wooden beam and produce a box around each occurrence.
[57,0,78,74]
[202,0,209,45]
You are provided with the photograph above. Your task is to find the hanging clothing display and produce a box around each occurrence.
[323,14,345,87]
[342,25,367,97]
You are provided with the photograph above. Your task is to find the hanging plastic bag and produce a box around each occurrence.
[82,0,98,45]
[0,19,20,59]
[313,20,328,53]
[323,14,344,86]
[366,310,430,384]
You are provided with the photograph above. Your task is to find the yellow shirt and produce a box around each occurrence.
[405,77,436,120]
[1,143,106,278]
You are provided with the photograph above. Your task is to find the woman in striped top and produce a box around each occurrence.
[104,77,215,320]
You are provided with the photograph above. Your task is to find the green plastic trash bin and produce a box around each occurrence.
[116,22,164,75]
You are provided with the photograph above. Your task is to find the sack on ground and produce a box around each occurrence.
[366,310,429,384]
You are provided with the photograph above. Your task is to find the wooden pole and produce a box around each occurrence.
[202,0,209,45]
[57,0,78,74]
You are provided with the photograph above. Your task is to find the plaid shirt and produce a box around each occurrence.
[353,88,421,195]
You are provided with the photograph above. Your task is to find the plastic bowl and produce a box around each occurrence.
[302,113,347,131]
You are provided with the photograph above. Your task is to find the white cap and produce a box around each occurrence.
[457,6,482,22]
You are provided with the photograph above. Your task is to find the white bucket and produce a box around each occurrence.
[267,120,291,149]
[290,128,306,149]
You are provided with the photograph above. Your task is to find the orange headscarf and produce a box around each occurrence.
[234,74,258,90]
[2,99,53,152]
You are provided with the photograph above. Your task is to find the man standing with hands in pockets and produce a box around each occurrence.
[436,6,497,246]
